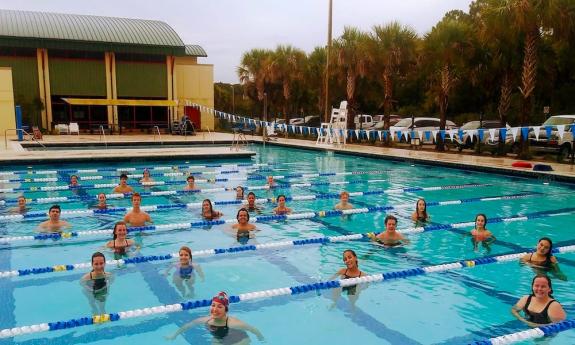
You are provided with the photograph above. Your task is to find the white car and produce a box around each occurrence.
[354,114,374,129]
[289,117,304,125]
[529,115,575,158]
[455,120,511,150]
[372,114,403,129]
[390,117,457,144]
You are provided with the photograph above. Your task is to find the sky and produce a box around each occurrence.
[0,0,474,83]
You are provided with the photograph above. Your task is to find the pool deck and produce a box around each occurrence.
[2,132,574,181]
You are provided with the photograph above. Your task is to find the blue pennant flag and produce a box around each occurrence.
[348,130,353,139]
[500,128,507,141]
[477,128,484,141]
[397,131,402,141]
[545,126,552,139]
[303,127,308,135]
[458,129,464,140]
[440,130,446,141]
[521,127,529,141]
[425,131,431,141]
[382,131,388,140]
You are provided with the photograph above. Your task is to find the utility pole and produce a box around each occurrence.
[323,0,333,123]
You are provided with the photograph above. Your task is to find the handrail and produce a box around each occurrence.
[4,129,45,149]
[203,126,214,144]
[153,126,163,145]
[99,125,108,149]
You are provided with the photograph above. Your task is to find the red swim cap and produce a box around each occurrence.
[212,291,229,310]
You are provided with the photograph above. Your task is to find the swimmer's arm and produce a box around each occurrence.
[106,272,115,285]
[105,241,114,249]
[123,214,130,224]
[165,316,208,340]
[146,214,153,223]
[399,233,410,244]
[193,263,205,281]
[548,302,566,323]
[329,268,346,281]
[519,253,530,264]
[550,261,568,281]
[484,235,496,245]
[230,318,264,341]
[511,296,540,327]
[410,212,418,222]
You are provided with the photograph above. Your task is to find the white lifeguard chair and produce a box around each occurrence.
[317,101,348,146]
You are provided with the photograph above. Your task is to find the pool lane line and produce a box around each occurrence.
[3,241,575,339]
[469,319,575,345]
[0,183,513,222]
[0,189,534,244]
[0,162,287,177]
[2,206,573,279]
[0,222,15,345]
[0,169,394,194]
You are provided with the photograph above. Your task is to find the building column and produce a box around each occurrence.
[36,48,52,130]
[166,55,176,124]
[105,52,118,131]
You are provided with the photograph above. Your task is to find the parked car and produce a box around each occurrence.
[289,117,304,125]
[529,115,575,158]
[303,115,321,128]
[372,114,403,129]
[455,120,511,151]
[390,117,457,144]
[354,114,374,129]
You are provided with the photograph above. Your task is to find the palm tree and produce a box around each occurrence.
[269,45,307,122]
[423,17,474,151]
[334,27,371,128]
[370,22,419,132]
[237,49,274,104]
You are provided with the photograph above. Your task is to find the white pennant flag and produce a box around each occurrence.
[557,125,566,140]
[354,129,360,138]
[378,131,382,141]
[468,130,477,143]
[432,130,438,143]
[511,127,519,142]
[488,128,496,141]
[417,130,423,141]
[448,129,456,141]
[390,129,396,141]
[532,126,541,140]
[232,115,236,122]
[316,128,321,136]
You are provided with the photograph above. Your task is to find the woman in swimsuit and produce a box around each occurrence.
[202,199,223,220]
[231,208,257,245]
[470,214,495,251]
[511,275,566,327]
[410,198,429,223]
[80,252,113,315]
[521,237,566,280]
[329,249,367,309]
[166,291,264,343]
[106,221,134,259]
[164,246,204,298]
[273,195,292,215]
[235,186,244,200]
[140,169,153,184]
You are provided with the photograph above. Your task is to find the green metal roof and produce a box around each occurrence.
[0,9,206,56]
[185,45,207,57]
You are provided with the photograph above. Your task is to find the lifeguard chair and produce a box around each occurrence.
[317,101,348,146]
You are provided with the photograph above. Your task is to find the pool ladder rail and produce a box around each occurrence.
[99,125,108,149]
[4,128,46,150]
[203,126,215,144]
[153,126,163,146]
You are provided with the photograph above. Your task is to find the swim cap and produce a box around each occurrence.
[212,291,229,310]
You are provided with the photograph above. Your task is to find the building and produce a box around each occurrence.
[0,9,214,134]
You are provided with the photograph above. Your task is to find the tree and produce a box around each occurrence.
[269,45,307,122]
[237,49,274,117]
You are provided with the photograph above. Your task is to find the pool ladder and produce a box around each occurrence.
[4,128,46,149]
[153,126,163,145]
[99,125,108,149]
[203,126,215,144]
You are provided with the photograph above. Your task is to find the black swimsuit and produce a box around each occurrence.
[523,295,557,324]
[206,318,249,344]
[527,253,552,269]
[90,272,108,301]
[342,269,363,295]
[113,239,129,255]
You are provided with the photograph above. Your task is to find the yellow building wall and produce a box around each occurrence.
[174,59,214,130]
[0,67,16,136]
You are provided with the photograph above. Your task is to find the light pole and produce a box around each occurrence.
[324,0,333,123]
[230,84,235,114]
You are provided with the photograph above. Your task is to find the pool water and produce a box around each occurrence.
[0,144,574,345]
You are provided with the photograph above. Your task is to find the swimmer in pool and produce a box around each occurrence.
[235,186,244,200]
[106,221,135,259]
[411,198,429,223]
[470,213,495,251]
[123,193,153,227]
[38,204,70,233]
[267,175,276,189]
[231,208,257,244]
[140,169,153,184]
[113,173,134,194]
[273,194,292,215]
[330,249,366,309]
[367,215,409,247]
[245,192,262,213]
[184,175,196,191]
[94,193,110,209]
[80,252,113,315]
[164,246,204,298]
[511,274,566,327]
[521,237,567,281]
[166,291,264,342]
[69,175,79,187]
[12,195,29,214]
[202,199,223,220]
[334,191,353,210]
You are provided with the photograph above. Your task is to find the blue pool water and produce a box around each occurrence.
[0,144,574,344]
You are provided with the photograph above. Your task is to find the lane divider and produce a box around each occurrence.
[0,162,291,177]
[0,169,392,194]
[0,183,507,222]
[1,184,499,243]
[2,243,574,338]
[1,205,572,277]
[470,320,575,344]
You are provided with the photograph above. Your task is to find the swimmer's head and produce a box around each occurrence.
[186,175,195,183]
[277,194,286,204]
[236,208,250,223]
[143,169,150,177]
[119,174,128,184]
[211,291,229,312]
[343,249,358,268]
[531,274,553,298]
[475,214,487,229]
[340,191,349,203]
[17,196,26,207]
[384,215,397,231]
[247,192,256,205]
[267,176,274,183]
[416,198,426,213]
[202,199,214,214]
[236,186,244,199]
[48,205,61,220]
[131,192,141,204]
[97,193,107,203]
[91,252,106,271]
[113,221,128,240]
[179,246,192,263]
[537,237,553,260]
[70,175,78,185]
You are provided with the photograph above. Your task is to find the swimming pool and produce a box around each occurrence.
[0,144,574,344]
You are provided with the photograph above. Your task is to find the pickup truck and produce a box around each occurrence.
[529,115,574,158]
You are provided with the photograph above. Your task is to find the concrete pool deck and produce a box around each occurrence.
[2,132,574,181]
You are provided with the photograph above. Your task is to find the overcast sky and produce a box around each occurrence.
[1,0,473,83]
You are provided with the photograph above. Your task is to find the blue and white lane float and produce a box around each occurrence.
[470,319,575,345]
[3,208,573,279]
[1,245,574,339]
[0,183,508,222]
[0,168,276,184]
[0,186,517,243]
[0,162,297,177]
[0,169,392,194]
